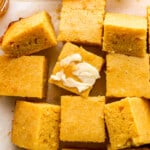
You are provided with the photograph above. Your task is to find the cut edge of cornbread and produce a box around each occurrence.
[62,0,106,11]
[103,13,147,57]
[1,11,57,57]
[106,53,150,98]
[60,96,106,144]
[12,101,60,150]
[105,97,150,149]
[57,4,105,46]
[41,56,48,99]
[0,56,47,98]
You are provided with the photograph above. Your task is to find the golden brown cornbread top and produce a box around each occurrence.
[62,0,106,10]
[57,42,104,71]
[15,100,60,111]
[104,13,147,30]
[1,11,53,45]
[12,100,60,149]
[60,96,105,142]
[0,55,46,98]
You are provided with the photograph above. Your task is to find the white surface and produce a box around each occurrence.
[106,0,150,16]
[0,0,150,149]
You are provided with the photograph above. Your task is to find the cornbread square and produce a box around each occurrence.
[1,11,57,57]
[49,42,104,97]
[58,1,105,46]
[12,101,60,150]
[147,6,150,52]
[62,0,106,11]
[103,13,147,57]
[106,53,149,98]
[0,56,47,98]
[60,96,105,143]
[104,97,150,149]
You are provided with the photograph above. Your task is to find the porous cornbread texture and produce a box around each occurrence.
[62,0,105,10]
[0,56,47,98]
[1,11,57,57]
[104,97,150,149]
[106,53,149,98]
[12,101,60,150]
[60,96,105,143]
[147,6,150,52]
[58,0,106,46]
[103,13,147,57]
[49,42,104,97]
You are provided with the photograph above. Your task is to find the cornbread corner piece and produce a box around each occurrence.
[49,42,104,97]
[1,11,57,57]
[104,97,150,149]
[103,13,147,57]
[60,96,105,144]
[58,0,105,46]
[12,101,60,150]
[106,53,149,98]
[0,56,47,98]
[147,6,150,52]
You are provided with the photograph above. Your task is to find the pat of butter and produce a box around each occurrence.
[50,70,66,81]
[60,53,82,66]
[51,70,91,92]
[73,62,100,85]
[51,53,100,93]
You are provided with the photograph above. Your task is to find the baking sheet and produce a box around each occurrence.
[0,0,150,149]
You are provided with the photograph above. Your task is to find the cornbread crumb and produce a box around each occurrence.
[58,0,105,46]
[105,97,150,149]
[60,96,105,143]
[12,101,60,150]
[0,56,47,98]
[62,0,106,10]
[1,11,57,57]
[103,13,147,57]
[106,53,149,98]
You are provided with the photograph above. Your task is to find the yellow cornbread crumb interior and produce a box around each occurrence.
[1,11,57,57]
[58,0,106,46]
[105,97,150,149]
[12,101,60,150]
[103,13,147,57]
[60,96,105,143]
[0,56,47,98]
[106,53,150,98]
[62,0,106,10]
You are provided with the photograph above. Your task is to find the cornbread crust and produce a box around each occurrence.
[12,101,60,150]
[0,56,47,98]
[105,97,150,149]
[103,13,147,57]
[49,42,104,97]
[58,0,105,46]
[1,11,57,57]
[60,96,105,143]
[106,53,150,98]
